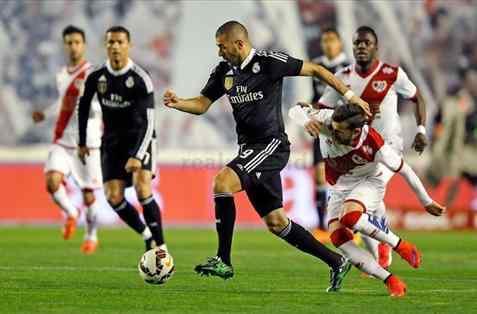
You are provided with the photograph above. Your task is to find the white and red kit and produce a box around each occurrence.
[44,60,103,189]
[311,109,431,223]
[318,60,418,155]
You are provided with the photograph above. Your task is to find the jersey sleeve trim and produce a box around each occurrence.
[133,65,154,94]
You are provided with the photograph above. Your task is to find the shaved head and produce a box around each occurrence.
[216,20,249,41]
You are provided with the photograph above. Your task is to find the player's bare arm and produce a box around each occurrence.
[411,92,428,154]
[77,145,90,165]
[163,89,213,115]
[299,61,371,117]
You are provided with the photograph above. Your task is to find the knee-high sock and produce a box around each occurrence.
[316,186,328,230]
[214,193,236,266]
[278,219,343,269]
[52,185,78,218]
[331,228,391,281]
[362,235,379,260]
[111,199,147,236]
[85,200,99,241]
[340,211,400,248]
[140,195,165,246]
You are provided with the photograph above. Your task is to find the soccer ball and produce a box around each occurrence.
[138,248,175,285]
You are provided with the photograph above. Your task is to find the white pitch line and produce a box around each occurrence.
[0,266,136,272]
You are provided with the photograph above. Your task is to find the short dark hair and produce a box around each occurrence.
[216,20,248,38]
[105,25,130,42]
[332,104,367,129]
[356,25,378,44]
[62,25,86,42]
[321,27,340,39]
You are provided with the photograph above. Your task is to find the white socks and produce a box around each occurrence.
[52,185,78,218]
[142,227,152,240]
[85,201,99,242]
[352,213,400,248]
[339,241,390,280]
[362,235,379,260]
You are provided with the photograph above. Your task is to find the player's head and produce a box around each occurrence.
[352,26,378,66]
[62,25,86,64]
[331,104,367,145]
[215,20,251,66]
[320,28,343,59]
[105,25,131,70]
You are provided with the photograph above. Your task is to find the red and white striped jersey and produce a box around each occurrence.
[320,124,403,186]
[52,60,102,148]
[318,60,417,151]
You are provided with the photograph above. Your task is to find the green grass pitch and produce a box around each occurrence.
[0,227,476,313]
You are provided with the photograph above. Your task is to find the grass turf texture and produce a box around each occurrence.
[0,227,476,314]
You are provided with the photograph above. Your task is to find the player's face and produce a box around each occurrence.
[321,32,342,59]
[106,32,130,68]
[63,33,85,63]
[216,34,241,66]
[331,121,358,145]
[352,32,377,65]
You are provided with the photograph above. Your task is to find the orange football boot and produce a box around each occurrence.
[80,239,98,255]
[394,240,421,268]
[62,216,77,240]
[385,275,407,297]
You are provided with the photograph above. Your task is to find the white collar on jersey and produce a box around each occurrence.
[106,58,133,76]
[320,52,347,68]
[240,48,256,70]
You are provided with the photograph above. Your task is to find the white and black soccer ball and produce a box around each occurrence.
[138,248,175,285]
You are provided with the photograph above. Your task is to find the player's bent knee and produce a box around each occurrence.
[264,211,289,234]
[330,227,354,247]
[134,183,152,199]
[105,190,124,207]
[45,174,62,194]
[213,168,239,193]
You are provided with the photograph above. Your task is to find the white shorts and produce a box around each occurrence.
[327,175,386,224]
[44,144,102,189]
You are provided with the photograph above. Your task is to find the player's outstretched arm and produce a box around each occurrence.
[77,73,96,163]
[377,145,445,216]
[299,61,371,117]
[163,89,213,115]
[288,105,333,137]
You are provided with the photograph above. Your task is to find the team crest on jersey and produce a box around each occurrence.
[125,76,134,88]
[382,66,395,74]
[97,75,107,94]
[372,80,387,93]
[362,145,373,155]
[252,62,260,73]
[224,76,234,90]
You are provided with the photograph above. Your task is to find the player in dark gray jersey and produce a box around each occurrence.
[310,28,349,234]
[164,21,370,291]
[78,26,166,252]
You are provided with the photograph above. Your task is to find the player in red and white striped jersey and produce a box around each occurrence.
[32,26,102,254]
[290,104,444,296]
[310,26,429,269]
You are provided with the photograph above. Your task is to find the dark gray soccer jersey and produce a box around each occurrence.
[311,53,349,103]
[78,59,155,160]
[201,49,303,145]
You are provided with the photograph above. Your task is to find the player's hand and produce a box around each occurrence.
[163,89,179,108]
[304,119,321,138]
[425,201,446,216]
[412,132,428,155]
[32,111,45,123]
[348,95,372,117]
[125,157,142,173]
[78,146,90,165]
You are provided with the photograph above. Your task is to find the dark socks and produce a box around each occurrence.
[140,195,165,246]
[316,187,328,230]
[279,219,343,269]
[112,199,146,234]
[214,193,236,266]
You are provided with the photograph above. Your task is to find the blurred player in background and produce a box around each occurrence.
[310,28,349,239]
[78,26,166,252]
[293,104,444,297]
[307,26,428,270]
[32,25,102,254]
[164,20,371,291]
